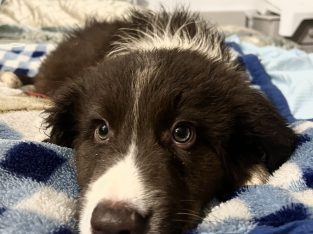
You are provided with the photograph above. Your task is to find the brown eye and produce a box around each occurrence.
[171,122,196,148]
[95,121,110,142]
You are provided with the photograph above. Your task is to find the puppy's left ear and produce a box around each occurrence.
[228,89,297,179]
[44,82,82,148]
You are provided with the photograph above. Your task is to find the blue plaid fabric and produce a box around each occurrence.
[0,123,79,233]
[0,43,55,77]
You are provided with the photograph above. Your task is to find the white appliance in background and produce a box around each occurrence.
[251,0,313,51]
[257,0,313,37]
[134,0,313,51]
[134,0,260,26]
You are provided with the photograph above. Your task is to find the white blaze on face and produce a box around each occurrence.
[79,142,146,234]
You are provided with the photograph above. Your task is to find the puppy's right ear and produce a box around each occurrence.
[45,83,81,148]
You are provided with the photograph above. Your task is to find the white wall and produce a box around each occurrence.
[136,0,261,26]
[142,0,260,12]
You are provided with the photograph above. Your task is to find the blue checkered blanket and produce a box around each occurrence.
[1,42,313,233]
[0,43,55,77]
[0,138,79,233]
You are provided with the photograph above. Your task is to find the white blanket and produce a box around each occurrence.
[0,0,133,28]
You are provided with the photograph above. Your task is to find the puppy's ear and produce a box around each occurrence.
[45,83,81,148]
[226,89,297,184]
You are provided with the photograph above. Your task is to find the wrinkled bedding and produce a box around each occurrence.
[0,0,134,43]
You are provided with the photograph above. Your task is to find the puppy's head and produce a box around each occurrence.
[46,49,296,234]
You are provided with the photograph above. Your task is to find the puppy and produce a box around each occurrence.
[35,9,297,234]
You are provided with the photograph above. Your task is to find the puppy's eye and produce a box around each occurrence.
[171,122,196,148]
[95,121,110,142]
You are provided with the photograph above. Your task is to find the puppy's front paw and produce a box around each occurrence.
[0,71,22,88]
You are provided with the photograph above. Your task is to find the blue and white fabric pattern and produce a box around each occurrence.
[0,123,79,233]
[0,43,55,77]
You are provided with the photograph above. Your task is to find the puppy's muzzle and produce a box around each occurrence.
[91,201,147,234]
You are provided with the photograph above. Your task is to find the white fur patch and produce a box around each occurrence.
[79,142,146,234]
[132,64,157,131]
[245,164,269,185]
[109,14,224,61]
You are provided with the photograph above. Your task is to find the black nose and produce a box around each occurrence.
[91,201,147,234]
